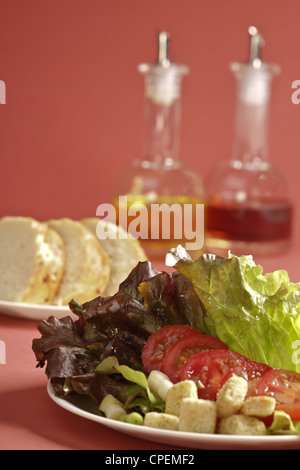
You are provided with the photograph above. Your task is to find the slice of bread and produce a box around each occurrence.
[0,216,65,303]
[47,218,111,305]
[81,217,147,296]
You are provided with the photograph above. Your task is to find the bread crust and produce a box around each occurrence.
[47,218,111,305]
[0,216,65,303]
[81,217,147,296]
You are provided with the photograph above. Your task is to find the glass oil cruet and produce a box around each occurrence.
[204,26,293,256]
[112,31,204,260]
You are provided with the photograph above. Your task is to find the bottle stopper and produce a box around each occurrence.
[231,26,280,105]
[138,31,189,106]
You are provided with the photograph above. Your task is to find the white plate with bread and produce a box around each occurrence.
[0,300,70,321]
[0,216,147,320]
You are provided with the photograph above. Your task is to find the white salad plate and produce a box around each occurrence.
[0,300,73,321]
[47,382,300,450]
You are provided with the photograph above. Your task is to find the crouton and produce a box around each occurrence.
[143,412,179,431]
[178,398,217,434]
[241,395,276,418]
[218,414,267,435]
[165,380,198,417]
[216,374,248,418]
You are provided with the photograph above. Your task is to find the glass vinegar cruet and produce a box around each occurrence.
[112,32,204,260]
[204,26,293,256]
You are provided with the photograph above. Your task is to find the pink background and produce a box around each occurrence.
[1,0,299,227]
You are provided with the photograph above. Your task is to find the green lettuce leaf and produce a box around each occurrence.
[268,410,300,435]
[95,356,164,412]
[167,247,300,372]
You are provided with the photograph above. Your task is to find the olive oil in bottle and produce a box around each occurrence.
[112,32,204,260]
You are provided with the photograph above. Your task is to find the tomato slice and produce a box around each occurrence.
[141,325,203,373]
[257,368,300,408]
[220,360,272,398]
[180,349,249,400]
[161,334,229,384]
[275,405,300,422]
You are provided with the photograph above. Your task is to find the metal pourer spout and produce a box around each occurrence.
[158,31,170,67]
[248,26,265,68]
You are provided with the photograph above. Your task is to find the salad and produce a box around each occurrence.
[32,247,300,435]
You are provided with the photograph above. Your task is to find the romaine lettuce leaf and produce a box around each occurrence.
[168,247,300,372]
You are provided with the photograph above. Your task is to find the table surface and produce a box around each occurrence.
[1,249,300,450]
